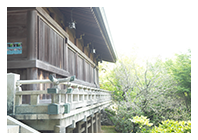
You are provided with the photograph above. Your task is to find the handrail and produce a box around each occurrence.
[7,73,111,114]
[12,74,112,115]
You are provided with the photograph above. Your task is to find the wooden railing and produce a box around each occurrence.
[7,73,111,115]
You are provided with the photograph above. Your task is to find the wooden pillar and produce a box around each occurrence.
[27,10,37,60]
[25,9,38,104]
[98,112,101,132]
[23,68,38,104]
[54,125,66,133]
[85,119,88,133]
[66,127,74,133]
[66,120,76,133]
[76,121,81,133]
[89,114,94,133]
[94,113,98,133]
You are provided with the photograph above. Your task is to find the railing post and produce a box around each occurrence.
[15,81,22,106]
[72,85,79,102]
[30,94,39,105]
[78,85,84,104]
[7,73,20,115]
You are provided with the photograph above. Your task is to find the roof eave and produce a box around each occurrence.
[92,7,117,63]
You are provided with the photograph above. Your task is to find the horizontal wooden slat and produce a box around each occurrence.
[36,60,70,76]
[7,60,70,77]
[15,104,48,114]
[16,90,48,95]
[7,60,36,69]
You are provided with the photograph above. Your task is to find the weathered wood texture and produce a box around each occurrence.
[7,10,27,60]
[7,8,99,96]
[38,17,65,70]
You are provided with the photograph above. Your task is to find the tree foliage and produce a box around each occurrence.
[164,49,191,112]
[99,50,191,133]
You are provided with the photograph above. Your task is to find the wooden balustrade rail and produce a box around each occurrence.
[14,77,111,114]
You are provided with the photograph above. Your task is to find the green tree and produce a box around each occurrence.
[164,49,191,112]
[100,52,191,133]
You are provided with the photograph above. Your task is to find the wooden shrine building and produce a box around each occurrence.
[7,7,117,104]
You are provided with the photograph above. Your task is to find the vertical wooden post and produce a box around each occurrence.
[30,95,39,105]
[66,127,74,133]
[26,68,38,104]
[27,10,37,60]
[98,112,101,132]
[54,125,66,133]
[89,113,94,133]
[84,116,88,133]
[77,121,81,133]
[94,113,98,133]
[64,40,69,71]
[26,10,38,104]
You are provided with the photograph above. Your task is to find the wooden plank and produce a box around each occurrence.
[83,60,86,81]
[75,53,78,79]
[67,40,98,69]
[36,7,69,38]
[49,27,53,65]
[7,7,36,12]
[27,10,37,60]
[8,59,70,77]
[52,29,56,66]
[44,22,49,63]
[7,60,36,69]
[37,16,40,59]
[39,19,44,61]
[68,48,76,76]
[55,32,59,67]
[42,20,46,62]
[88,64,91,83]
[77,55,83,80]
[15,104,48,114]
[7,11,28,60]
[24,68,38,104]
[36,60,70,76]
[63,40,68,71]
[59,35,63,69]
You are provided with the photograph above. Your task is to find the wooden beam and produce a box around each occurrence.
[7,60,70,76]
[7,60,36,69]
[27,10,37,60]
[36,60,70,76]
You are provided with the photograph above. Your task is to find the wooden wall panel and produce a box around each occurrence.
[68,48,76,76]
[7,11,27,60]
[84,61,90,82]
[77,56,83,80]
[90,65,94,84]
[38,18,65,69]
[38,19,44,61]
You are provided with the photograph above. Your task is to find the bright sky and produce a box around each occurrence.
[104,1,197,61]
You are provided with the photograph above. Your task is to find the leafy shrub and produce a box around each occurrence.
[110,105,134,133]
[150,119,191,133]
[129,115,153,133]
